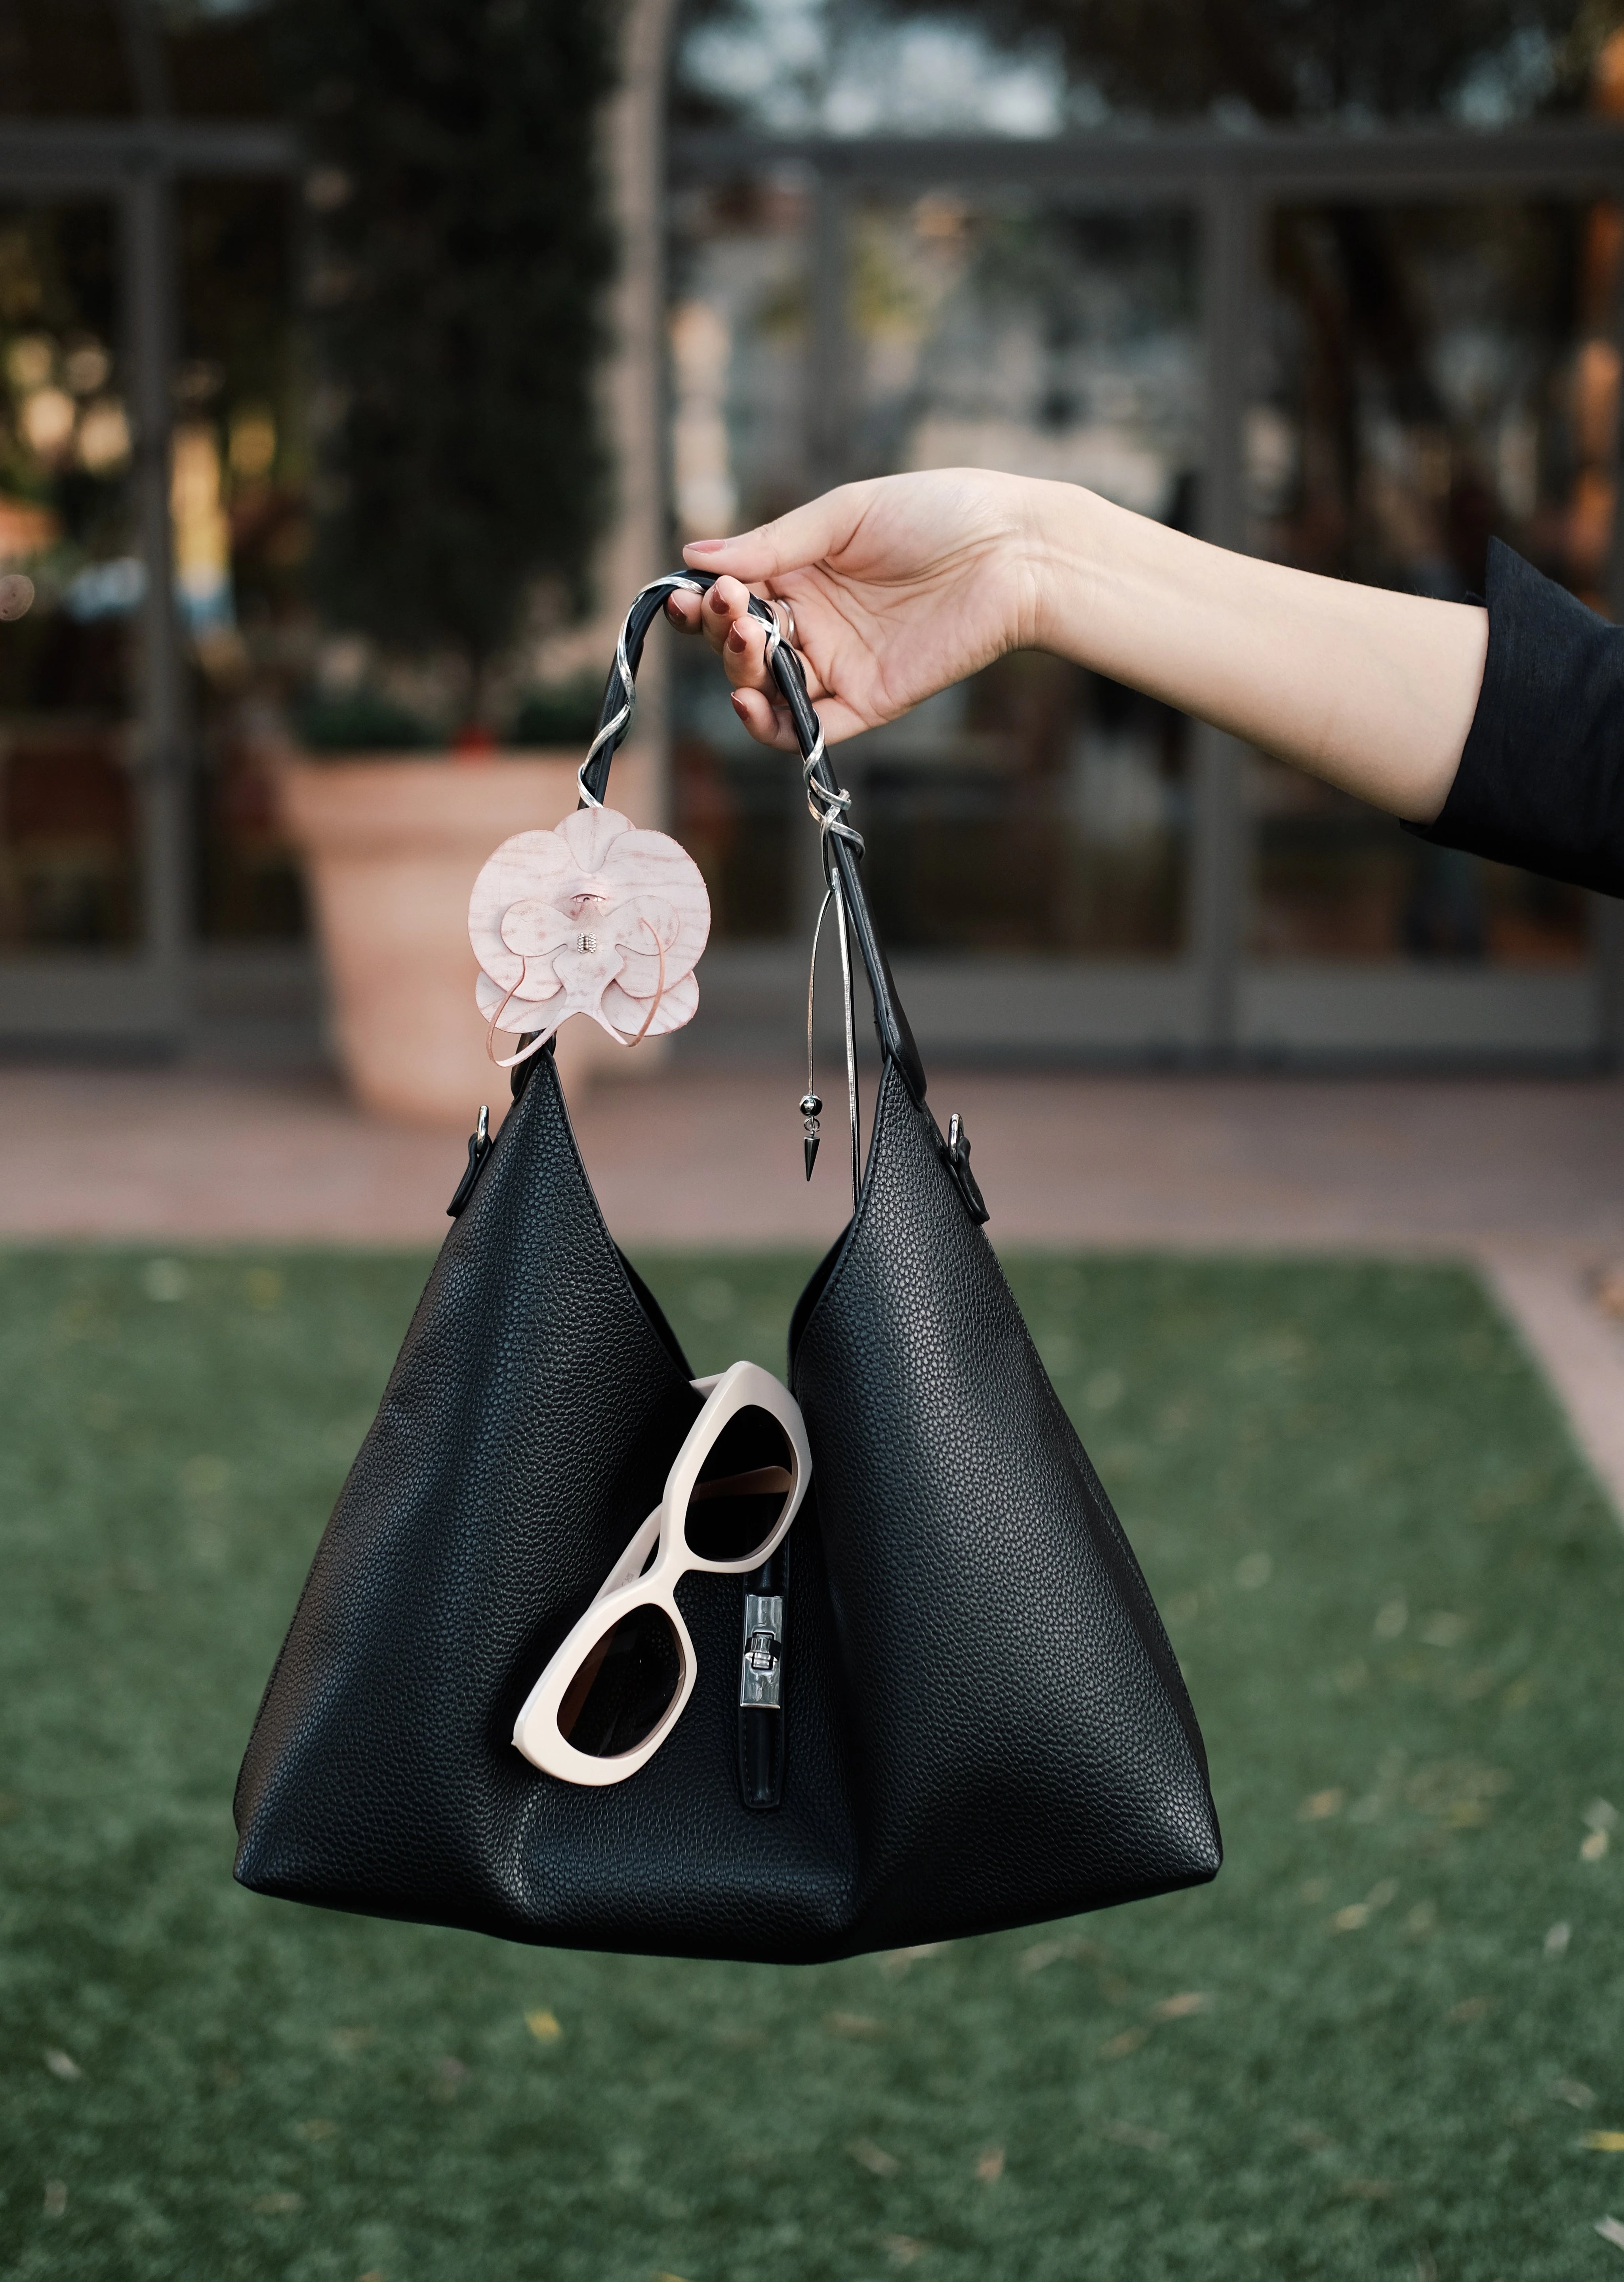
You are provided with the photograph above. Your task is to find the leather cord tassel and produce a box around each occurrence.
[771,620,861,1210]
[832,869,860,1207]
[801,887,830,1181]
[799,863,860,1207]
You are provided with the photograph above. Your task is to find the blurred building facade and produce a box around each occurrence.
[662,0,1624,1065]
[0,1,301,1057]
[1,0,1622,1067]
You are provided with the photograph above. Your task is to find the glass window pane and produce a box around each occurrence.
[0,2,277,121]
[668,172,812,942]
[0,2,139,119]
[177,176,309,944]
[1248,196,1611,968]
[0,199,142,949]
[166,11,279,121]
[844,193,1199,958]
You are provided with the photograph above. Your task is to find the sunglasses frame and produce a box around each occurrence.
[513,1360,812,1786]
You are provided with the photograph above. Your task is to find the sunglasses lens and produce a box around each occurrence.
[557,1603,683,1759]
[686,1404,797,1565]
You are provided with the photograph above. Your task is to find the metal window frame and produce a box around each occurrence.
[0,120,298,1054]
[673,119,1624,1067]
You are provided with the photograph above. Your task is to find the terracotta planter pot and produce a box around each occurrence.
[278,750,657,1128]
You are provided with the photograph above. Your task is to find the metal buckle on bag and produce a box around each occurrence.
[446,1103,493,1218]
[943,1112,990,1225]
[739,1594,783,1709]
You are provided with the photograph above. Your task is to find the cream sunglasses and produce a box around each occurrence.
[513,1360,811,1785]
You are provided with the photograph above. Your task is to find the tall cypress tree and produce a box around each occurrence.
[276,0,616,720]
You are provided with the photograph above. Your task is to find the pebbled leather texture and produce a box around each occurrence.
[789,1059,1220,1951]
[234,1046,860,1961]
[234,1042,1218,1960]
[234,574,1218,1962]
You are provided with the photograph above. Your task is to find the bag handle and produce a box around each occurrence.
[578,572,928,1107]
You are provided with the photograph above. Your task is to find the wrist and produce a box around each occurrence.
[1019,479,1108,662]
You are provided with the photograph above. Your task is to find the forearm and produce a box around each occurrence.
[1025,482,1488,824]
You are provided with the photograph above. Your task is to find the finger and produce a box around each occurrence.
[713,589,835,704]
[730,685,872,751]
[730,688,801,751]
[682,482,873,584]
[700,573,757,658]
[721,611,776,695]
[667,574,833,701]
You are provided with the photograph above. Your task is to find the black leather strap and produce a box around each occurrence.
[578,578,690,806]
[580,574,928,1107]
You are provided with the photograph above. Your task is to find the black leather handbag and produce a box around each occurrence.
[233,576,1220,1962]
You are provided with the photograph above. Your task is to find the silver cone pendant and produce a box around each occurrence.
[800,1092,822,1182]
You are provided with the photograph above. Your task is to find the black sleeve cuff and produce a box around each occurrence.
[1405,537,1624,899]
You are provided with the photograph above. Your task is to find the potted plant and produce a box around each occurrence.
[272,0,629,1126]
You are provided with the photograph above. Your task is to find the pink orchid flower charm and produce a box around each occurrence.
[468,806,711,1066]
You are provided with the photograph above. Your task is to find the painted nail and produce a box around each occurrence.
[727,624,747,652]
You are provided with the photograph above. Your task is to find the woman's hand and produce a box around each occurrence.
[667,466,1486,822]
[663,469,1048,752]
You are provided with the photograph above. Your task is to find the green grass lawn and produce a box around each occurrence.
[2,1246,1622,2282]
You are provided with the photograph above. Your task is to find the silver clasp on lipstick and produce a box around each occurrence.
[739,1593,783,1709]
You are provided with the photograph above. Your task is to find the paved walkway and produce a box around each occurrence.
[3,1062,1621,1511]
